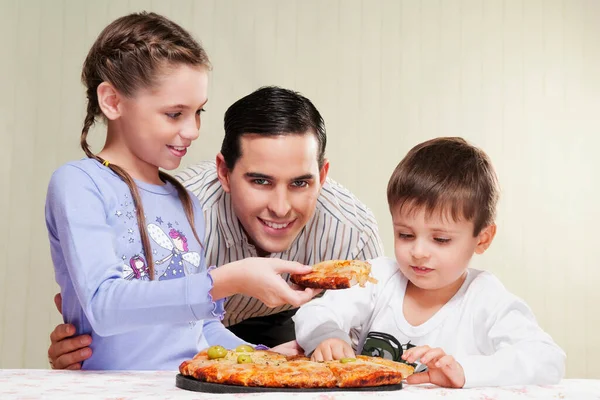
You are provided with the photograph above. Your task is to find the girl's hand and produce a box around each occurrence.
[210,258,321,308]
[403,345,466,388]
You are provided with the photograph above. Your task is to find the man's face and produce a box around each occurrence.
[217,133,329,256]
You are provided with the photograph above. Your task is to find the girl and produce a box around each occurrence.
[45,12,318,370]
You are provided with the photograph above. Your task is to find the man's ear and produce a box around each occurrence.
[216,153,232,193]
[97,82,122,120]
[474,224,497,254]
[319,159,330,186]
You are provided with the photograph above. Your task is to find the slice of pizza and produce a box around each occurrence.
[248,359,337,388]
[290,259,378,289]
[355,355,415,379]
[324,357,406,387]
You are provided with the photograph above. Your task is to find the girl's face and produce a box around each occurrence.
[113,64,209,180]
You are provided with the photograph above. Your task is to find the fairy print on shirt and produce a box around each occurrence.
[123,255,150,281]
[147,223,201,281]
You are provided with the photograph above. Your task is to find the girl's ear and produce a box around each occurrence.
[97,82,122,120]
[474,224,497,254]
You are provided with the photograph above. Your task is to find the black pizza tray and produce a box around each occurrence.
[176,374,403,393]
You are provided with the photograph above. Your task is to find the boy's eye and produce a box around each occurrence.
[196,108,206,115]
[398,233,414,239]
[291,181,308,188]
[252,179,270,186]
[166,112,182,119]
[434,238,451,243]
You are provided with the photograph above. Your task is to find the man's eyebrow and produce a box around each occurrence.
[244,173,315,181]
[245,172,274,180]
[291,174,315,181]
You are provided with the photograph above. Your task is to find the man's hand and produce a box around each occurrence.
[402,345,465,388]
[48,293,92,370]
[311,338,355,362]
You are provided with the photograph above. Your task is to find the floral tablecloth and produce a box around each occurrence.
[0,370,599,399]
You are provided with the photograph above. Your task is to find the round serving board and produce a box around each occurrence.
[176,374,403,393]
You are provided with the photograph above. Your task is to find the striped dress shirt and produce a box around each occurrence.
[175,161,384,327]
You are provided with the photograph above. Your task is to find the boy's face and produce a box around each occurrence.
[217,133,329,256]
[391,204,495,292]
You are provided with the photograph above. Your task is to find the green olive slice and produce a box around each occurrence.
[237,354,253,364]
[207,345,228,359]
[235,344,255,353]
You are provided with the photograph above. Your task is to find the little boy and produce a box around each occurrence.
[293,137,565,388]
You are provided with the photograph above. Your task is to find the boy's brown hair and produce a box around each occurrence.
[387,137,500,235]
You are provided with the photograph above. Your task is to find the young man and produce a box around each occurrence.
[47,86,384,369]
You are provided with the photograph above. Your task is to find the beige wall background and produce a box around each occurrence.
[0,0,598,378]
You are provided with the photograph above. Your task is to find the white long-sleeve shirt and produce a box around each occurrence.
[294,257,566,388]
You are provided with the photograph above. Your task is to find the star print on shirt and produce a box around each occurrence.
[156,217,163,224]
[126,212,133,219]
[167,222,173,228]
[115,210,123,217]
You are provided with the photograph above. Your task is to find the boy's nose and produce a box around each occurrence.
[410,240,430,260]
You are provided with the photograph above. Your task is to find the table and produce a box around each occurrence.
[1,370,599,399]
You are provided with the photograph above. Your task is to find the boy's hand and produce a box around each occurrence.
[402,345,465,388]
[311,338,355,362]
[271,340,305,356]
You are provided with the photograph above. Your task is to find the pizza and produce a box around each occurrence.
[179,345,414,388]
[290,259,378,290]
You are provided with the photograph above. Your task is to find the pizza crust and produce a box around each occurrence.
[290,260,378,289]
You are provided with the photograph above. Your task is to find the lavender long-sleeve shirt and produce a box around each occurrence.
[45,159,245,370]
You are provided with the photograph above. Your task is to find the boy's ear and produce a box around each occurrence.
[474,224,496,254]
